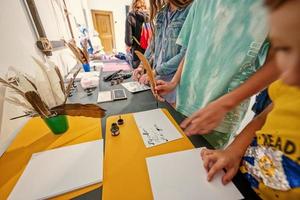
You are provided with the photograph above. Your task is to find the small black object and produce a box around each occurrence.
[117,116,124,125]
[103,70,123,82]
[111,123,120,136]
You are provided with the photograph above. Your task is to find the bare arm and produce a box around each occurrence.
[202,104,273,184]
[226,103,272,156]
[171,56,185,84]
[182,50,280,135]
[217,54,280,111]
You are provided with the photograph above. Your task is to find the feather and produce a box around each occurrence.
[5,96,34,110]
[65,40,88,64]
[52,103,106,118]
[1,96,33,111]
[64,67,81,102]
[46,59,66,105]
[0,77,25,97]
[9,67,37,93]
[54,65,65,95]
[135,51,157,92]
[24,91,52,118]
[24,76,37,91]
[81,41,90,63]
[32,57,59,108]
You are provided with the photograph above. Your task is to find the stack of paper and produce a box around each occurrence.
[146,148,244,200]
[8,140,104,200]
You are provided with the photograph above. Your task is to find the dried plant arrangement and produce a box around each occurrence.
[0,57,105,120]
[65,40,89,64]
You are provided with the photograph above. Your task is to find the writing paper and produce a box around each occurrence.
[97,91,113,103]
[146,148,244,200]
[133,109,183,148]
[122,81,150,93]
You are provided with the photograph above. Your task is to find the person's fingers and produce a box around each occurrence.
[201,148,214,158]
[155,84,166,92]
[157,95,165,102]
[180,110,202,128]
[203,154,217,172]
[180,117,193,129]
[200,148,208,158]
[184,123,202,136]
[154,94,165,102]
[207,160,225,182]
[184,117,214,135]
[184,120,206,136]
[222,167,237,185]
[155,80,166,85]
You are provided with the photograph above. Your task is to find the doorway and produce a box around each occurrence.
[91,10,116,53]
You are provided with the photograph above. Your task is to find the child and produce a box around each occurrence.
[201,0,300,199]
[133,0,193,105]
[155,0,279,148]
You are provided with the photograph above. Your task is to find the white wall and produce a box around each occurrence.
[0,0,45,156]
[87,0,132,52]
[0,0,85,156]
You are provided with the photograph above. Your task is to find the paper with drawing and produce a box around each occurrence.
[146,148,244,200]
[133,109,183,148]
[122,81,150,93]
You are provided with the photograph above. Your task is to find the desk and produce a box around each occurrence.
[70,69,260,200]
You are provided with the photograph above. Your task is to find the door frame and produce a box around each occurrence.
[91,10,116,51]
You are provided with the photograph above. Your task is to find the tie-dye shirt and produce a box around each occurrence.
[176,0,269,135]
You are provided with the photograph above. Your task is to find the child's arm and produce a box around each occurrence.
[154,57,185,97]
[181,50,280,135]
[201,104,273,185]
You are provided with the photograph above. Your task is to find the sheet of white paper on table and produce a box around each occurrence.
[121,81,150,93]
[133,109,183,148]
[97,91,113,103]
[146,148,244,200]
[8,140,104,200]
[66,71,100,82]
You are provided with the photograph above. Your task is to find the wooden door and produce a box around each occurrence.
[92,10,115,53]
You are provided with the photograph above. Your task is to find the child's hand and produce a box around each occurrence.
[155,80,177,96]
[201,148,241,185]
[139,74,149,85]
[181,99,230,135]
[132,67,143,81]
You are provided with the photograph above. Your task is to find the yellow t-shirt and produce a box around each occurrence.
[241,80,300,200]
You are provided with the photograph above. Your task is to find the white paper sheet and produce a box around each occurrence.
[146,148,244,200]
[66,71,100,82]
[8,140,104,200]
[133,109,183,148]
[97,91,113,103]
[121,81,150,93]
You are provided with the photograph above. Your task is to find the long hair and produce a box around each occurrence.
[149,0,193,22]
[131,0,147,12]
[148,0,193,53]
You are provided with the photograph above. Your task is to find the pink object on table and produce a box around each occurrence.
[102,62,131,72]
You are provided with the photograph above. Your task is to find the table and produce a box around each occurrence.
[67,69,260,200]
